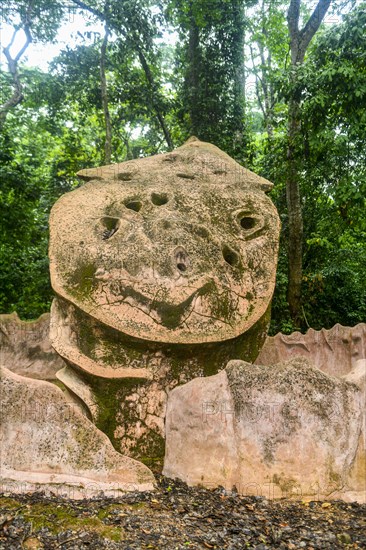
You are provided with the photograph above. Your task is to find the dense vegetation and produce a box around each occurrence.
[1,0,365,334]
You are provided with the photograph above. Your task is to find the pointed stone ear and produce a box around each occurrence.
[239,168,274,193]
[184,136,200,144]
[260,180,274,193]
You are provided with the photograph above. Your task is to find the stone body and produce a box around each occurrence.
[0,312,65,380]
[256,323,366,377]
[48,138,281,459]
[163,357,366,502]
[0,366,154,498]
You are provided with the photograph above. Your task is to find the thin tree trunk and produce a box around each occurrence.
[186,4,201,137]
[286,94,303,323]
[285,0,332,325]
[134,46,174,150]
[232,0,246,146]
[100,25,112,164]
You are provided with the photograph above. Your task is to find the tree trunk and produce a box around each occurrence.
[186,8,201,136]
[100,25,112,164]
[286,95,303,324]
[135,47,174,150]
[286,0,332,325]
[232,0,246,149]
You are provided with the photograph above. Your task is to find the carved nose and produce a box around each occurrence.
[174,246,189,273]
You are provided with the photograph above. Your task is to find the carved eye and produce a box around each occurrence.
[236,211,264,239]
[101,217,120,240]
[174,246,189,272]
[240,216,257,230]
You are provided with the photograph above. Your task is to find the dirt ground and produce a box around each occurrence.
[1,476,365,549]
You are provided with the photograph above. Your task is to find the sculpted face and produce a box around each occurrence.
[49,139,280,344]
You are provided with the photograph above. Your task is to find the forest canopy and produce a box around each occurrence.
[0,0,365,334]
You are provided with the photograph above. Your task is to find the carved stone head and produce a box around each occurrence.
[49,138,280,348]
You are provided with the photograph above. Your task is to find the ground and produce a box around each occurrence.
[0,477,365,549]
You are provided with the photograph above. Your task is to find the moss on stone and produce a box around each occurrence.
[12,501,124,541]
[67,262,97,300]
[57,302,271,463]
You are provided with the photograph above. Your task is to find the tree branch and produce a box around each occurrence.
[0,26,32,126]
[0,1,35,126]
[299,0,332,54]
[287,0,300,42]
[71,0,105,22]
[70,0,174,149]
[249,45,266,119]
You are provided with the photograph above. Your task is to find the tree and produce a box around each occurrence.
[298,3,366,329]
[100,22,112,163]
[71,0,174,150]
[285,0,331,325]
[245,0,288,140]
[168,0,249,160]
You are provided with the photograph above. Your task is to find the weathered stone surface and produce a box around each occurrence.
[163,357,365,502]
[342,359,366,502]
[0,312,65,380]
[48,138,281,459]
[256,323,366,377]
[0,366,154,498]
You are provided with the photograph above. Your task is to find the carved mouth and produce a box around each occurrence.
[115,282,214,329]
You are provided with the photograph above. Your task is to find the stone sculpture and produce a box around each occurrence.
[48,137,280,459]
[1,137,364,501]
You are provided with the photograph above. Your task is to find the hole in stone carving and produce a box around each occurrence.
[175,247,189,273]
[176,172,195,179]
[124,200,142,212]
[222,244,239,266]
[118,171,135,181]
[240,216,257,230]
[162,154,181,162]
[101,217,120,240]
[151,192,168,206]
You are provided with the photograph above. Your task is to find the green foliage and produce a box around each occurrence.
[245,1,366,333]
[0,122,52,318]
[168,0,250,160]
[0,0,365,332]
[2,0,65,43]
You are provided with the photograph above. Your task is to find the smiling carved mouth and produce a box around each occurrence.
[116,281,214,329]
